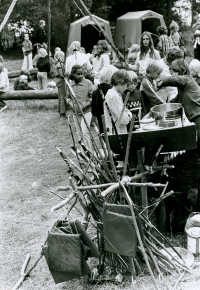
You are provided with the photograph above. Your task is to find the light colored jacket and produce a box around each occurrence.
[104,88,132,134]
[65,51,92,75]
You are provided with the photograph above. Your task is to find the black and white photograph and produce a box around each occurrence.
[1,0,200,289]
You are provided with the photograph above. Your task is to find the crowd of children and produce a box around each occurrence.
[3,19,200,154]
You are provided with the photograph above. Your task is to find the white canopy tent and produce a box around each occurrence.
[114,10,166,50]
[67,15,113,53]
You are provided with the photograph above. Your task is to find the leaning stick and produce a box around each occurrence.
[66,196,77,216]
[149,182,169,218]
[123,114,135,176]
[49,190,82,215]
[12,236,48,290]
[172,271,185,290]
[12,254,31,290]
[145,243,163,277]
[64,77,113,180]
[120,183,160,290]
[144,229,191,272]
[140,213,188,267]
[102,115,118,182]
[77,183,115,190]
[69,178,89,222]
[99,135,108,159]
[77,0,126,62]
[116,92,130,130]
[145,237,180,273]
[51,191,75,212]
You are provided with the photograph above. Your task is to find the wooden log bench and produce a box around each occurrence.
[0,89,58,100]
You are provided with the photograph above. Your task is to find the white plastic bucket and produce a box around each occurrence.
[186,227,200,255]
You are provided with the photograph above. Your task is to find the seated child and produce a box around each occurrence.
[122,71,146,117]
[189,59,200,85]
[140,59,164,114]
[14,69,31,90]
[0,63,9,110]
[14,75,34,90]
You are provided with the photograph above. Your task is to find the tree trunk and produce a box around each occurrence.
[0,90,58,100]
[8,68,38,79]
[166,0,173,19]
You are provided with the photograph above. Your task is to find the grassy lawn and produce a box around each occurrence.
[1,51,200,290]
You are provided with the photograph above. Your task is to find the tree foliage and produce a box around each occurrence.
[0,0,189,52]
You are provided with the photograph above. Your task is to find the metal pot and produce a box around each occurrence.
[150,103,182,125]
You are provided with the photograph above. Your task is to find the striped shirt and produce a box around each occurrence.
[158,35,174,58]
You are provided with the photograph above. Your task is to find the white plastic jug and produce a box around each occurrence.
[186,227,200,255]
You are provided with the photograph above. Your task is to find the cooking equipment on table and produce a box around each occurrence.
[151,103,183,126]
[159,121,175,128]
[140,118,156,129]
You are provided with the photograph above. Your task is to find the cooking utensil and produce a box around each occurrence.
[151,103,182,125]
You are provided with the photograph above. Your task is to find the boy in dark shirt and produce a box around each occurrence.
[123,71,146,118]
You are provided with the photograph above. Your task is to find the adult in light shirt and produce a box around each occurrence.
[65,41,92,76]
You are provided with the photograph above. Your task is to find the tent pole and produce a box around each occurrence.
[77,0,126,62]
[47,0,51,58]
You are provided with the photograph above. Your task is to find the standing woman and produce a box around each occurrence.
[93,40,111,78]
[54,50,67,118]
[135,31,161,79]
[36,48,50,90]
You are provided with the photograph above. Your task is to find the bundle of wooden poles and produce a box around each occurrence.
[48,78,192,289]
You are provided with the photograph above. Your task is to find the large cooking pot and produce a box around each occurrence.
[150,103,182,124]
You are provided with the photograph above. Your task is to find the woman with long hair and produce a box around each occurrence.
[65,41,92,76]
[93,40,111,78]
[135,31,160,78]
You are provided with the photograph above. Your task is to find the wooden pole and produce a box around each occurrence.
[47,0,51,57]
[137,150,148,218]
[0,0,18,33]
[77,0,125,62]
